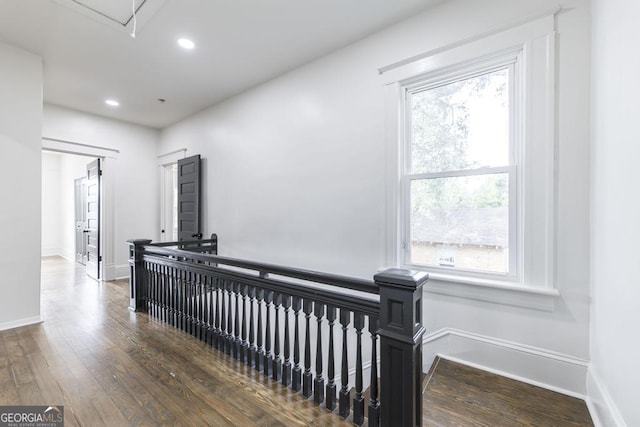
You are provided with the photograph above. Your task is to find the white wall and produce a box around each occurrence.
[42,151,62,256]
[41,151,94,260]
[43,104,161,279]
[0,41,43,330]
[590,0,640,425]
[159,0,592,396]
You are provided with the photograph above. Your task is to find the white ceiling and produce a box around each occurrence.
[0,0,442,128]
[55,0,149,26]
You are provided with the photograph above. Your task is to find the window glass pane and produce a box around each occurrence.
[410,68,510,174]
[410,173,509,273]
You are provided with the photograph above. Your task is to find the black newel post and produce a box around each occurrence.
[375,268,428,427]
[128,239,152,312]
[210,233,218,255]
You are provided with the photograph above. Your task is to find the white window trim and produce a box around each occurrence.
[380,11,560,310]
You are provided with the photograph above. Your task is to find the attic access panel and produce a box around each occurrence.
[55,0,166,33]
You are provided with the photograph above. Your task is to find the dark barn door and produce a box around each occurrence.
[86,159,101,279]
[177,155,201,241]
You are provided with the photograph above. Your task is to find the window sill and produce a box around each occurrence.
[422,272,559,311]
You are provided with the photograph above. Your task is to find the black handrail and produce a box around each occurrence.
[150,238,216,247]
[144,245,379,295]
[142,252,379,317]
[128,235,427,427]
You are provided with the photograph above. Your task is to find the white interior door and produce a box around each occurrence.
[86,158,101,280]
[74,177,88,264]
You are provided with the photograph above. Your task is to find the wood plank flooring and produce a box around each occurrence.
[0,257,594,426]
[422,357,594,426]
[3,257,351,426]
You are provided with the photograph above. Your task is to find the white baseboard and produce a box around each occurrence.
[103,263,129,281]
[115,264,130,280]
[0,316,43,332]
[586,366,627,427]
[423,328,589,399]
[103,264,115,281]
[41,248,76,262]
[41,247,63,257]
[60,249,75,262]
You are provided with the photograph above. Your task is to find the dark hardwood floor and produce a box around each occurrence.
[2,257,351,426]
[0,257,593,426]
[423,358,593,426]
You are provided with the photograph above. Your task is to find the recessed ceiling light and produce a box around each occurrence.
[105,99,119,107]
[177,38,195,50]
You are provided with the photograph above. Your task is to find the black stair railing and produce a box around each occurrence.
[128,236,427,427]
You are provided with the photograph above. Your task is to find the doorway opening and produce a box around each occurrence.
[160,162,178,242]
[157,150,202,242]
[42,150,101,280]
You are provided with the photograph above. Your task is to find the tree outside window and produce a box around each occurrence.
[406,67,514,274]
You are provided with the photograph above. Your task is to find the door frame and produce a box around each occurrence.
[158,149,186,242]
[42,137,119,281]
[85,158,102,280]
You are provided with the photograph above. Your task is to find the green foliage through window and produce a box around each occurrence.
[407,67,511,273]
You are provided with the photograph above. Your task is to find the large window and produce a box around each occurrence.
[381,13,557,295]
[405,65,516,277]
